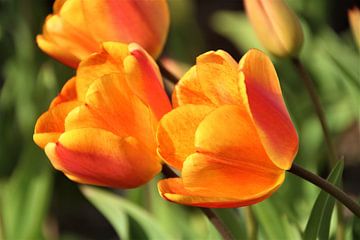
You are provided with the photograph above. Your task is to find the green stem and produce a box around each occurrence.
[291,57,345,239]
[161,165,234,240]
[288,163,360,217]
[291,57,338,165]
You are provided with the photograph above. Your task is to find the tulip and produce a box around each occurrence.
[34,42,171,188]
[348,7,360,48]
[37,0,170,68]
[156,49,298,207]
[244,0,303,57]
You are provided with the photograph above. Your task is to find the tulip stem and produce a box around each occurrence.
[157,60,179,84]
[291,57,338,165]
[288,163,360,217]
[161,164,235,240]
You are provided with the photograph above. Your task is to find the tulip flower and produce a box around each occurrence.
[244,0,303,57]
[37,0,170,68]
[348,7,360,48]
[34,42,171,188]
[156,49,298,207]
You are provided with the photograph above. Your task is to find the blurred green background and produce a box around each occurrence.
[0,0,359,239]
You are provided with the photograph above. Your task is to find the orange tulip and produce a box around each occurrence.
[37,0,170,68]
[157,49,298,207]
[34,42,171,188]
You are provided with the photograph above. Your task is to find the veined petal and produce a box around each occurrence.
[34,100,80,148]
[194,105,278,170]
[45,128,161,188]
[75,42,128,100]
[65,73,158,152]
[124,43,171,120]
[156,105,214,170]
[240,49,298,170]
[173,50,244,107]
[172,66,213,107]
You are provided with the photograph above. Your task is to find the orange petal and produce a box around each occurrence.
[173,50,244,107]
[156,105,214,170]
[37,14,97,68]
[240,49,298,170]
[124,43,171,120]
[81,0,169,57]
[194,105,278,170]
[36,34,79,68]
[182,153,284,199]
[65,73,158,152]
[50,77,77,108]
[75,42,128,100]
[158,174,284,208]
[45,128,161,188]
[34,100,80,148]
[172,66,212,107]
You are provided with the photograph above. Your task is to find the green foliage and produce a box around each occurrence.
[0,0,358,239]
[304,161,344,240]
[81,186,173,240]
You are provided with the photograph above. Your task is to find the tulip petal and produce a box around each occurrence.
[158,172,284,208]
[37,34,79,68]
[157,105,214,170]
[50,77,77,108]
[124,43,171,120]
[75,42,128,100]
[34,101,80,148]
[81,0,169,57]
[182,153,284,199]
[172,66,213,107]
[65,73,158,151]
[45,128,161,188]
[37,14,97,67]
[240,49,298,170]
[195,105,278,170]
[173,50,245,107]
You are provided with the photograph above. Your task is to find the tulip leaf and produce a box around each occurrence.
[253,199,301,240]
[81,186,172,240]
[213,208,247,240]
[304,160,344,240]
[1,145,53,240]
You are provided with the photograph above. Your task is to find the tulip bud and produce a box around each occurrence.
[348,7,360,48]
[244,0,304,57]
[37,0,170,68]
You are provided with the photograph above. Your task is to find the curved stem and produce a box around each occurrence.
[157,60,179,84]
[291,57,338,165]
[161,165,234,240]
[288,163,360,217]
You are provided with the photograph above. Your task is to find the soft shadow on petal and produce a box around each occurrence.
[157,104,214,170]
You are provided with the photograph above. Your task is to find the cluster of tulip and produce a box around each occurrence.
[33,0,359,211]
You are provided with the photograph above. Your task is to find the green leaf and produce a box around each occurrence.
[211,11,264,52]
[213,208,247,240]
[304,160,344,240]
[81,186,173,240]
[1,145,53,240]
[253,199,301,240]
